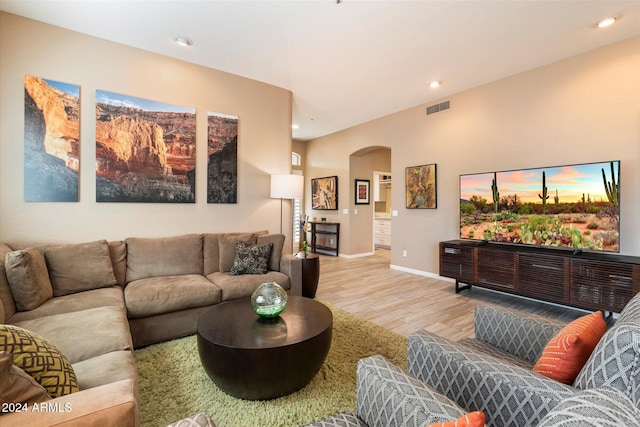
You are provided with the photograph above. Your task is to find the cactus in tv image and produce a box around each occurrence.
[554,188,559,205]
[491,172,499,213]
[538,171,549,214]
[602,161,619,206]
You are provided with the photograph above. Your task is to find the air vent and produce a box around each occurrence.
[426,100,450,115]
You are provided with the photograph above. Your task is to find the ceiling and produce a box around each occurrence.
[1,1,639,141]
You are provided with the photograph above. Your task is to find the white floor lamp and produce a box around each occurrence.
[270,174,304,235]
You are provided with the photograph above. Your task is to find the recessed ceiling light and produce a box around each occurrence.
[597,16,617,28]
[175,37,193,47]
[292,124,300,130]
[430,81,440,89]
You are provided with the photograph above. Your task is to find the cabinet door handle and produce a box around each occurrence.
[532,264,562,271]
[609,274,632,281]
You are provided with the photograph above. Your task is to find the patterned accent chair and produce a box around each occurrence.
[303,355,471,427]
[407,292,640,427]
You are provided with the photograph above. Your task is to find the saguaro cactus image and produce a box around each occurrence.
[538,171,549,214]
[491,172,499,213]
[602,161,619,206]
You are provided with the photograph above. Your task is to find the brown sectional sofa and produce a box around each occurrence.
[0,232,302,427]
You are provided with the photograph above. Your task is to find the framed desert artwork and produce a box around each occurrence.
[312,176,338,210]
[95,90,196,203]
[405,163,437,209]
[207,112,238,203]
[24,76,80,202]
[355,179,370,205]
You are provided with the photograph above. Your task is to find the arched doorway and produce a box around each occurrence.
[349,146,391,261]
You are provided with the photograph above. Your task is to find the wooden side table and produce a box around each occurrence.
[296,252,320,298]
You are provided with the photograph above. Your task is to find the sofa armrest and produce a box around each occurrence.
[356,355,466,427]
[1,379,139,427]
[408,330,576,427]
[474,305,565,363]
[280,254,302,296]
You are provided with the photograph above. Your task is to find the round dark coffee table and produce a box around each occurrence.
[197,296,333,400]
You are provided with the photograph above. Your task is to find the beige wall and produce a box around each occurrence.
[0,13,293,245]
[305,36,640,273]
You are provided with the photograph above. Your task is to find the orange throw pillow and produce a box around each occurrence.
[533,311,607,384]
[427,411,485,427]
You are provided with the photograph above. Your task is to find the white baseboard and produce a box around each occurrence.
[389,264,454,282]
[339,251,375,259]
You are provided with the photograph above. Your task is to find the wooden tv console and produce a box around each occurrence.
[439,240,640,314]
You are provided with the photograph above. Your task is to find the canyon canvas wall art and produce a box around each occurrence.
[95,91,196,203]
[207,112,238,203]
[24,76,80,202]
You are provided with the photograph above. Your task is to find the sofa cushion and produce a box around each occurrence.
[44,240,118,297]
[0,242,17,321]
[207,271,290,301]
[73,350,138,394]
[4,248,53,311]
[302,411,366,427]
[573,322,640,406]
[357,355,466,427]
[0,350,51,404]
[218,233,257,272]
[0,324,79,398]
[0,379,139,427]
[533,310,606,384]
[125,274,222,318]
[257,234,285,271]
[537,387,640,427]
[126,234,203,283]
[7,286,125,324]
[13,306,133,364]
[108,240,127,286]
[230,241,272,275]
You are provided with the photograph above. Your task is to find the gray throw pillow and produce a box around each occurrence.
[257,234,285,271]
[230,242,273,275]
[4,248,53,311]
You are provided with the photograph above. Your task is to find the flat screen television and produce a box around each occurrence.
[459,160,620,253]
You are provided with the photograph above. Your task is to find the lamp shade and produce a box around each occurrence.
[270,174,304,199]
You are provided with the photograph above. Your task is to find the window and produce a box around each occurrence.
[292,152,303,247]
[292,152,301,167]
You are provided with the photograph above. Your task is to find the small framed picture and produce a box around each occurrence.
[311,176,338,210]
[354,179,370,205]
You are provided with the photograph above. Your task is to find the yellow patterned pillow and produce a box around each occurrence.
[0,324,79,397]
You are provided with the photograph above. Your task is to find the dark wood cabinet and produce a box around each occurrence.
[439,240,640,313]
[310,222,340,256]
[517,252,570,303]
[570,258,638,312]
[439,243,476,285]
[477,247,516,291]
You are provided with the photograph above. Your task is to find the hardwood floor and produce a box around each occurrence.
[315,249,588,340]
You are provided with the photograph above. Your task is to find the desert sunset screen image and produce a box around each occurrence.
[460,161,620,252]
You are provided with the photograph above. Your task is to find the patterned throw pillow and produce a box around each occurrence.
[230,242,273,275]
[0,324,79,398]
[533,311,607,384]
[427,411,485,427]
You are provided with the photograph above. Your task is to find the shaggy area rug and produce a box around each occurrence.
[134,301,408,427]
